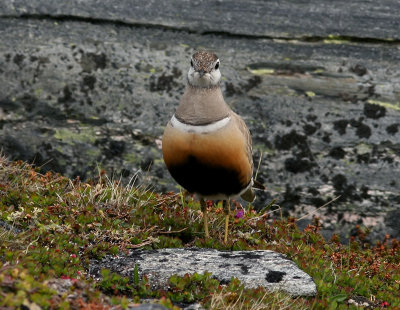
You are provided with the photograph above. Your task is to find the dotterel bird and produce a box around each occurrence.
[162,51,262,242]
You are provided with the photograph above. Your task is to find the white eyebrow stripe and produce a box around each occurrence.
[171,114,231,134]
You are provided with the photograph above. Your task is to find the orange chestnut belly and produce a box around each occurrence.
[162,123,252,198]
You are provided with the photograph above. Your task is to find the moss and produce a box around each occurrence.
[312,69,325,74]
[355,143,372,155]
[321,34,397,45]
[247,67,275,75]
[34,88,43,98]
[305,91,316,97]
[367,99,400,111]
[123,152,141,164]
[54,127,97,144]
[84,147,101,158]
[323,35,352,44]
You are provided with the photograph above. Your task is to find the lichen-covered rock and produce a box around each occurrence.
[1,1,400,242]
[2,0,400,40]
[89,248,317,297]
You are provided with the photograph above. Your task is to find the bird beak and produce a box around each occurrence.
[198,70,205,77]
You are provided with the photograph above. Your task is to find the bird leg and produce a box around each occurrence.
[223,200,230,243]
[200,198,209,239]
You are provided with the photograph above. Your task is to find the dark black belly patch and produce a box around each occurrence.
[167,155,245,197]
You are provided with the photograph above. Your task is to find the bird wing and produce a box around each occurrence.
[231,111,253,172]
[231,112,266,202]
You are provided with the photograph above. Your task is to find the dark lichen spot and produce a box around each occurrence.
[331,174,358,200]
[82,75,97,90]
[322,133,331,143]
[58,85,73,103]
[274,131,307,151]
[364,103,386,119]
[106,140,126,158]
[329,147,346,159]
[333,120,349,135]
[383,156,393,164]
[265,270,286,283]
[386,123,399,135]
[238,264,249,275]
[332,174,347,191]
[281,184,301,211]
[355,123,371,139]
[284,157,315,173]
[0,98,19,112]
[237,252,263,260]
[357,153,370,163]
[303,124,317,136]
[340,93,358,103]
[306,114,317,122]
[285,120,293,127]
[225,76,261,97]
[224,82,238,97]
[310,197,325,207]
[149,73,177,93]
[243,76,262,92]
[350,64,367,76]
[320,174,329,183]
[172,67,182,79]
[13,54,25,68]
[348,118,371,139]
[360,186,370,199]
[80,52,107,72]
[219,253,232,259]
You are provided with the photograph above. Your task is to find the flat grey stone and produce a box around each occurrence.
[89,248,317,297]
[131,300,204,310]
[127,305,169,310]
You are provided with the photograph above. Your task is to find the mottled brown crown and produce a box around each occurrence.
[192,51,219,72]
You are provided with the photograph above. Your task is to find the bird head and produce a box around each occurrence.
[188,51,221,88]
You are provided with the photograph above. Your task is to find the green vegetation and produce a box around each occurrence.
[0,157,399,309]
[367,99,400,112]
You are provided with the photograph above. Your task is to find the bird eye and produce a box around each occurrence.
[190,59,194,67]
[214,62,220,70]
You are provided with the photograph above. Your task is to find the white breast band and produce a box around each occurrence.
[171,114,231,134]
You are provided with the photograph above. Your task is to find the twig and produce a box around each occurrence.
[159,227,188,234]
[127,239,153,249]
[24,236,40,254]
[254,150,263,181]
[248,204,283,222]
[296,195,341,222]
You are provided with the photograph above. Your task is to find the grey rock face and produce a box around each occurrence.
[89,248,317,297]
[2,0,400,40]
[1,1,400,242]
